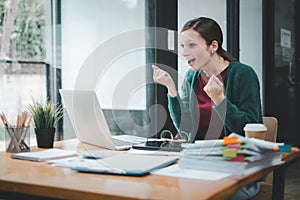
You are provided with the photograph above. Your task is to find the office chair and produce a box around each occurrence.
[252,116,278,200]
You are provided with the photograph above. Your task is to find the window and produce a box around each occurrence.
[240,0,263,101]
[0,0,47,147]
[60,0,148,139]
[0,0,264,147]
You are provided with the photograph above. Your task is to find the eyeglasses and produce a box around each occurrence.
[160,130,189,143]
[145,130,189,151]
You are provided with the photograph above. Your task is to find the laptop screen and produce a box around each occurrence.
[60,90,117,149]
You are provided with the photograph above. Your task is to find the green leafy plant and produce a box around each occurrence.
[28,100,63,129]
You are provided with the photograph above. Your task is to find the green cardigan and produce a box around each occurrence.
[168,61,263,141]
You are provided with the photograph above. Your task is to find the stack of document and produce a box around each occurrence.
[179,133,285,175]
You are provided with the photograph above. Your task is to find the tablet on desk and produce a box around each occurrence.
[71,154,179,176]
[132,141,184,152]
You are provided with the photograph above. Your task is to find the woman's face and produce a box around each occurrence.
[180,29,211,71]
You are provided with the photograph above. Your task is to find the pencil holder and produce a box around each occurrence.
[5,126,31,152]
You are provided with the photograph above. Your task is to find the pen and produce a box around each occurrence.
[222,149,246,158]
[272,145,299,152]
[1,111,31,152]
[183,148,254,157]
[193,136,244,148]
[224,155,251,162]
[226,144,247,150]
[0,112,10,127]
[223,136,244,145]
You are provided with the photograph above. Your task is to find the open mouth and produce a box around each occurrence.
[188,58,196,66]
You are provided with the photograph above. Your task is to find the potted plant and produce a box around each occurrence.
[28,100,63,148]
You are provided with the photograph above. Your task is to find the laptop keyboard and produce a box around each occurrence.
[112,138,135,147]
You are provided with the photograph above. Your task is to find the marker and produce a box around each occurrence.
[223,149,238,157]
[272,145,299,152]
[226,144,247,150]
[224,155,251,162]
[223,136,243,145]
[222,149,253,158]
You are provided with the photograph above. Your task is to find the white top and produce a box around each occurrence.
[243,123,267,132]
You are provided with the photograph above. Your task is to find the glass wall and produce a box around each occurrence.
[60,0,146,138]
[61,0,145,109]
[0,0,265,145]
[240,0,263,104]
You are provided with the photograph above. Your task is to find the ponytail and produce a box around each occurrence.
[218,48,237,62]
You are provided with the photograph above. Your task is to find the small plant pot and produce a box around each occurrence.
[35,128,55,148]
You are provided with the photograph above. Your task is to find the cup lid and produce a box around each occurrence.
[243,123,267,132]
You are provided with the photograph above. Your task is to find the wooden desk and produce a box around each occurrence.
[0,139,299,200]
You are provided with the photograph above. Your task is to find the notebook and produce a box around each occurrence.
[11,149,78,162]
[59,90,147,150]
[71,153,179,176]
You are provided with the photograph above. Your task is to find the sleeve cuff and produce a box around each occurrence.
[213,98,226,121]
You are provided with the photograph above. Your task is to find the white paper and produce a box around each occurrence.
[280,28,291,48]
[11,149,78,161]
[128,148,183,156]
[77,149,126,159]
[152,164,230,181]
[48,157,101,168]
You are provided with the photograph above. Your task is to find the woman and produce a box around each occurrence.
[152,17,262,142]
[152,17,262,200]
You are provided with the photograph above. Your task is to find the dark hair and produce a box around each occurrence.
[181,17,237,62]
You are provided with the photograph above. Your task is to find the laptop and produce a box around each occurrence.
[59,90,147,150]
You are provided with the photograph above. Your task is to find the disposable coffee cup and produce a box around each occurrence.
[243,123,267,140]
